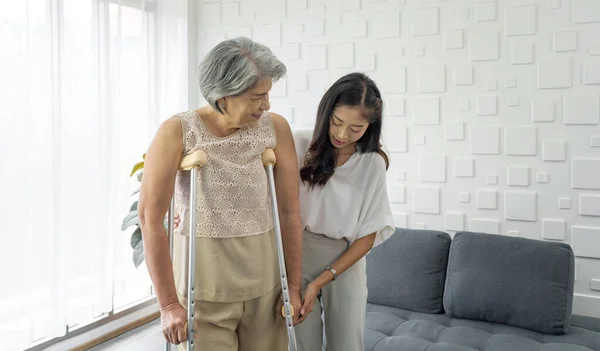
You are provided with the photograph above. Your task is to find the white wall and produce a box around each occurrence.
[196,0,600,317]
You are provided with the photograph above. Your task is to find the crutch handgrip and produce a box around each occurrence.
[282,304,295,318]
[261,149,276,167]
[179,150,208,170]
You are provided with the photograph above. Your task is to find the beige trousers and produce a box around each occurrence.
[175,285,287,351]
[295,229,368,351]
[172,229,285,350]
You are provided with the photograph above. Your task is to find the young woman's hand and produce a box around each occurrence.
[298,281,320,324]
[168,214,180,228]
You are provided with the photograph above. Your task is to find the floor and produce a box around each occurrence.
[88,319,175,351]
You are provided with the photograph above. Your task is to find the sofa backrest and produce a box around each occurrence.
[443,231,575,335]
[366,227,452,314]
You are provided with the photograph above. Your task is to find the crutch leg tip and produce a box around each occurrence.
[261,148,276,166]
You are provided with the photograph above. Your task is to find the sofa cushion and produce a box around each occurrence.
[443,231,575,335]
[366,228,452,313]
[364,303,600,351]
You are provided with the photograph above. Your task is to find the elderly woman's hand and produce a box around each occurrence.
[160,301,196,344]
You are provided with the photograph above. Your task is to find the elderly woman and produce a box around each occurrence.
[138,37,303,350]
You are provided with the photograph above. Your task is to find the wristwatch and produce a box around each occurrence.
[325,266,337,281]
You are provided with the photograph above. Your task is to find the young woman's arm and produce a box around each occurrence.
[298,232,376,320]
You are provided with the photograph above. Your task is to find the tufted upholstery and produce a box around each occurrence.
[365,303,600,351]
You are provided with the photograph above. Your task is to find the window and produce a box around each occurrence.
[0,1,189,350]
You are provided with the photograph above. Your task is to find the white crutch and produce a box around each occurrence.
[166,150,208,351]
[261,149,298,351]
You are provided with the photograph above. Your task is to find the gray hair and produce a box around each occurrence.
[198,36,287,113]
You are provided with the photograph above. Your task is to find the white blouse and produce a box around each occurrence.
[293,129,395,247]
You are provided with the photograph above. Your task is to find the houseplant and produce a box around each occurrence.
[121,154,147,268]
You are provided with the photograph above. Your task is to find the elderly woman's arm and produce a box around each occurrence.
[138,117,191,344]
[271,113,304,322]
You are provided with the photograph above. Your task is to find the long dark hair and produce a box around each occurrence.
[299,72,389,188]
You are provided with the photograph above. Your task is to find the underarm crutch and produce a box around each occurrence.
[261,149,298,351]
[166,150,208,351]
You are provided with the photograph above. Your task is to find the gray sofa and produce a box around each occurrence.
[364,228,600,351]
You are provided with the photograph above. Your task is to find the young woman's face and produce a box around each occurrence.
[220,78,272,127]
[328,105,370,150]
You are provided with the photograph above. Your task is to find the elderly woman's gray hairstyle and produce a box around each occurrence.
[198,36,286,114]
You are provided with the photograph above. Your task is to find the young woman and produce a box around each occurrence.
[173,72,394,350]
[291,72,395,350]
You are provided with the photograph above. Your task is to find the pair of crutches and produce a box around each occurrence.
[165,149,297,351]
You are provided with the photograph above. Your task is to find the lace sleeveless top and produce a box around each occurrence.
[173,110,276,238]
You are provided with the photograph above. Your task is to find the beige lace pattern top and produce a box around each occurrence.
[173,110,276,238]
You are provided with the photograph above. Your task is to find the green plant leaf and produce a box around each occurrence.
[130,161,144,177]
[130,227,142,249]
[130,201,138,212]
[121,210,139,230]
[142,153,146,160]
[132,239,144,268]
[131,187,140,196]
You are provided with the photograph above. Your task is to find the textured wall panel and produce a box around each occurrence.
[572,0,600,24]
[411,7,440,36]
[418,65,446,93]
[505,126,537,156]
[470,218,501,235]
[538,58,571,89]
[445,121,464,140]
[359,53,376,71]
[507,166,530,187]
[418,155,446,182]
[531,100,555,122]
[412,187,441,214]
[505,5,537,36]
[469,32,499,61]
[413,97,441,125]
[476,2,497,22]
[374,12,401,39]
[444,30,464,49]
[542,140,567,161]
[505,191,538,222]
[329,43,354,68]
[558,197,573,209]
[564,93,600,125]
[385,95,405,116]
[572,226,600,259]
[197,0,600,318]
[470,125,500,155]
[389,184,406,204]
[445,212,465,231]
[536,172,550,184]
[476,95,498,116]
[542,219,567,241]
[454,157,474,177]
[579,194,600,216]
[554,31,578,52]
[512,43,535,65]
[476,189,498,209]
[304,45,326,70]
[486,174,499,185]
[583,60,600,85]
[383,119,407,152]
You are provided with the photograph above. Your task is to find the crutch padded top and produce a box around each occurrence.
[261,148,276,166]
[179,150,208,171]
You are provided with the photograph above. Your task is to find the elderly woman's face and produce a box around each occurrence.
[224,78,272,127]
